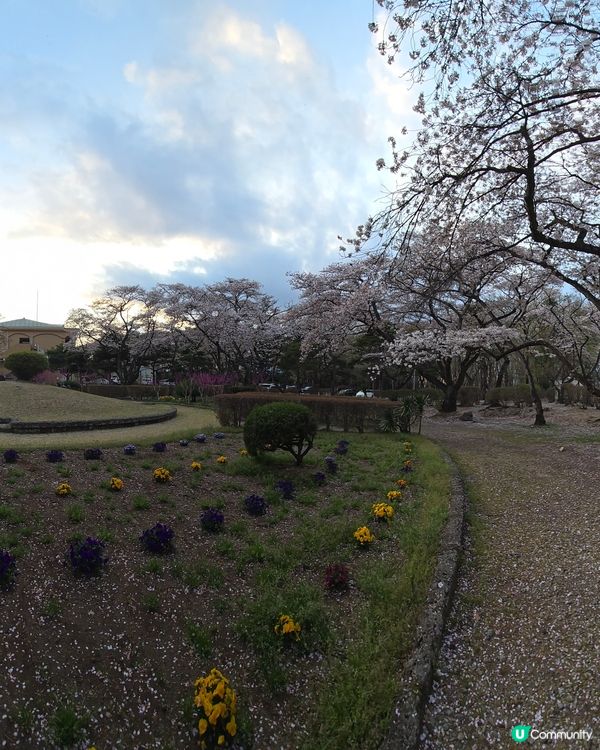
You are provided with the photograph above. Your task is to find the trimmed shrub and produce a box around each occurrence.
[244,494,268,516]
[3,449,19,464]
[486,384,532,406]
[4,351,49,381]
[243,402,317,466]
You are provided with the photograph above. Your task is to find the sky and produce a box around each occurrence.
[0,0,418,324]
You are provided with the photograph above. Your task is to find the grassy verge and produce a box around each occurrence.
[302,435,450,750]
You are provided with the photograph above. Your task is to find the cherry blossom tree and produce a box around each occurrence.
[66,286,161,385]
[361,0,600,314]
[154,278,282,381]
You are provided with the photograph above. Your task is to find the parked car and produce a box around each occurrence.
[337,388,355,396]
[300,386,315,394]
[257,382,280,391]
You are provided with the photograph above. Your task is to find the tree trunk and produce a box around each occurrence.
[519,353,545,427]
[495,358,509,388]
[440,385,458,413]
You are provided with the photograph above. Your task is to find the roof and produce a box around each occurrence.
[0,318,66,330]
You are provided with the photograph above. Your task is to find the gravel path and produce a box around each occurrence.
[419,417,599,749]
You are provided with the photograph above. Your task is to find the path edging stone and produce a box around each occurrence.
[380,452,467,750]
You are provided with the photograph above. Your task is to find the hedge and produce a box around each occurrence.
[82,384,175,400]
[485,384,532,406]
[215,393,395,432]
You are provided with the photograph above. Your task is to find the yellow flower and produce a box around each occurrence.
[110,476,123,491]
[353,526,375,545]
[226,716,237,736]
[274,614,301,640]
[153,467,172,483]
[396,479,408,488]
[239,448,248,456]
[198,719,208,735]
[218,736,225,746]
[216,455,227,464]
[386,490,402,502]
[55,482,72,496]
[403,459,413,470]
[403,441,413,452]
[191,461,202,471]
[372,502,394,520]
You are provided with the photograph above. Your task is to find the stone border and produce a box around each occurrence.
[380,453,466,750]
[8,407,178,433]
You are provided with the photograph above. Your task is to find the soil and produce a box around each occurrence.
[0,432,412,749]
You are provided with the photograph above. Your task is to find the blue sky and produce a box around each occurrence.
[0,0,417,323]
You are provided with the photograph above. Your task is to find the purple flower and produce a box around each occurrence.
[194,434,207,443]
[200,508,224,532]
[179,439,189,447]
[83,448,103,460]
[324,563,350,592]
[46,450,64,463]
[324,456,338,474]
[275,479,295,500]
[152,442,167,453]
[68,537,108,577]
[334,440,349,455]
[213,432,225,439]
[244,494,268,516]
[313,471,326,486]
[0,549,17,590]
[123,444,136,455]
[3,449,19,464]
[140,523,174,554]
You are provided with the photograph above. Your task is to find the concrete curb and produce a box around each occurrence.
[380,452,467,750]
[8,407,178,433]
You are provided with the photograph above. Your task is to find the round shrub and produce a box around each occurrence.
[4,350,48,381]
[200,508,224,532]
[68,537,108,577]
[3,449,19,464]
[152,442,167,453]
[194,433,207,443]
[46,449,64,463]
[243,402,317,466]
[313,471,326,486]
[324,456,338,474]
[123,444,136,456]
[275,479,295,500]
[179,439,189,447]
[140,523,174,554]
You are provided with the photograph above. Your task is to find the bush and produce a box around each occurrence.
[46,450,64,463]
[4,351,49,381]
[3,449,19,464]
[486,384,532,406]
[243,402,317,466]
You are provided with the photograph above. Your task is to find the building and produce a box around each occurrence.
[0,318,71,375]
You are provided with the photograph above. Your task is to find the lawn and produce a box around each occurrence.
[0,429,450,749]
[0,381,175,422]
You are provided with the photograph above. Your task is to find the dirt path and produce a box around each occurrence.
[419,418,600,749]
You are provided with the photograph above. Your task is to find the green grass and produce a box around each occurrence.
[185,621,213,658]
[49,703,88,748]
[66,504,84,524]
[303,434,450,750]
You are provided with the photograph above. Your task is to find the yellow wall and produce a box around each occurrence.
[0,326,69,375]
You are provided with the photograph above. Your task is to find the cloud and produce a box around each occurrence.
[2,2,418,319]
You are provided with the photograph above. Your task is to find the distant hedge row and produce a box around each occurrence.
[215,393,395,432]
[81,384,175,400]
